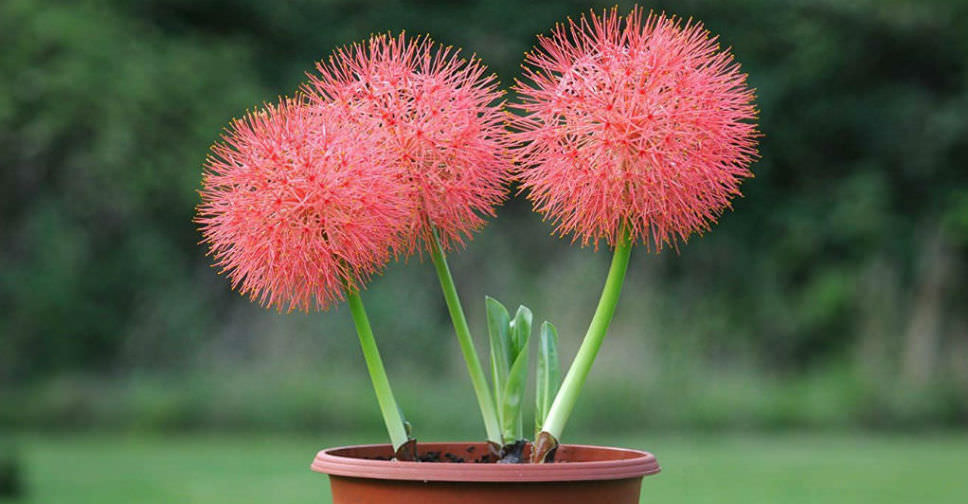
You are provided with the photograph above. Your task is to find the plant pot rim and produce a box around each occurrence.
[311,441,660,482]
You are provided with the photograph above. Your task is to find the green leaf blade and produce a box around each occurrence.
[509,305,533,357]
[485,296,511,431]
[535,321,561,436]
[502,328,530,441]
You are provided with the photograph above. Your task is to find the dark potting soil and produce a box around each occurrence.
[496,439,528,464]
[371,441,542,464]
[370,445,495,463]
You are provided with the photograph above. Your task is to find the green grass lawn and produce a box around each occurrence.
[3,432,967,503]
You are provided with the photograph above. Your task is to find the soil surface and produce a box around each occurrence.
[370,443,530,463]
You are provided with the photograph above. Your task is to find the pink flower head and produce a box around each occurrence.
[513,7,759,250]
[304,32,512,253]
[196,97,411,312]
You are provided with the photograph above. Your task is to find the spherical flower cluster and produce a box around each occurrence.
[512,7,759,250]
[305,32,512,253]
[196,98,412,312]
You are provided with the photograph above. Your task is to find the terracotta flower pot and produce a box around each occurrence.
[311,442,660,503]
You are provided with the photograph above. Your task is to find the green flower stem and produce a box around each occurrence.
[540,230,633,440]
[429,229,503,445]
[346,289,409,451]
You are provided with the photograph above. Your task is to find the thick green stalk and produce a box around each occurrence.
[346,289,409,450]
[540,231,633,440]
[428,229,503,445]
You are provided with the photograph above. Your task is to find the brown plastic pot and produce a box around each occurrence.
[311,442,660,503]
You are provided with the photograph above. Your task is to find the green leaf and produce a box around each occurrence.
[509,305,533,357]
[485,296,511,429]
[502,327,530,441]
[487,300,534,443]
[535,321,560,435]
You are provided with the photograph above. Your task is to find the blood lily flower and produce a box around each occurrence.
[304,32,512,253]
[197,98,410,312]
[197,97,417,457]
[513,7,758,250]
[512,6,759,461]
[305,32,515,449]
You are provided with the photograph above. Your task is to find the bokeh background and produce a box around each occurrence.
[1,0,966,502]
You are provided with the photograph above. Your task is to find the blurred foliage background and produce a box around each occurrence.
[1,0,967,443]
